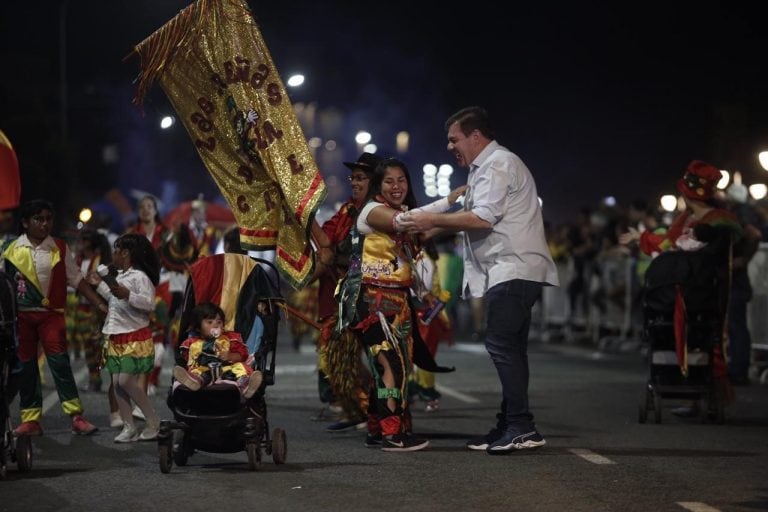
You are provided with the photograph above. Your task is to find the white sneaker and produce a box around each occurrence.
[109,412,125,429]
[243,370,263,399]
[114,424,139,443]
[138,426,159,441]
[132,405,146,421]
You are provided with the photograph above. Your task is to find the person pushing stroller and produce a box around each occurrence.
[173,302,262,399]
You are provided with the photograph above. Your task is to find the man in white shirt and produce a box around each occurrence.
[401,106,558,454]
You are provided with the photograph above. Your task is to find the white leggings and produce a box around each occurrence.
[112,373,159,428]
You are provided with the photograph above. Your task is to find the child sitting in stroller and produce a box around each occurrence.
[173,302,262,400]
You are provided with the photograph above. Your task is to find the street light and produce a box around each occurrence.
[660,195,677,212]
[759,151,768,171]
[160,116,175,129]
[355,131,372,145]
[287,74,305,87]
[749,183,767,200]
[717,170,729,189]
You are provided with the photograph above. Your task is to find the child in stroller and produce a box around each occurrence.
[173,302,262,399]
[157,253,286,473]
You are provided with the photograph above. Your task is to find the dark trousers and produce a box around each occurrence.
[484,279,542,432]
[727,293,752,379]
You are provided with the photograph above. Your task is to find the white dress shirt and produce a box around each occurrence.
[461,141,559,298]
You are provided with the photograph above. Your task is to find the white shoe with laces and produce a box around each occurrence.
[114,424,139,443]
[138,426,159,441]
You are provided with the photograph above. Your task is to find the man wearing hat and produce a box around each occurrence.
[310,152,381,435]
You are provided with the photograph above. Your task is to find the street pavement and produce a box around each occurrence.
[2,330,767,512]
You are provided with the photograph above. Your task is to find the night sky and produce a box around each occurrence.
[1,1,767,226]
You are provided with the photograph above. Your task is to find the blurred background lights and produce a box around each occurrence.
[79,207,93,223]
[749,183,767,200]
[308,137,322,148]
[603,196,616,207]
[355,131,371,144]
[758,151,768,171]
[660,194,678,212]
[422,163,437,176]
[286,74,305,87]
[438,164,453,177]
[396,131,410,154]
[159,116,175,129]
[363,143,377,154]
[717,170,730,189]
[324,140,337,151]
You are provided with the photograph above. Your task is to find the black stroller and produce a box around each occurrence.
[0,270,32,477]
[158,254,286,473]
[637,242,729,424]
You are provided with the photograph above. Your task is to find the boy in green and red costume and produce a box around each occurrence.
[1,199,104,436]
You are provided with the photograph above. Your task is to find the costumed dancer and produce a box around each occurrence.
[87,233,162,442]
[410,240,454,412]
[310,152,382,434]
[2,199,101,436]
[336,158,464,452]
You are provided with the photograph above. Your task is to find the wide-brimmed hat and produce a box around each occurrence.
[343,152,382,173]
[676,160,722,201]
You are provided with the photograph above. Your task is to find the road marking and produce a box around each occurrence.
[43,365,88,414]
[435,383,480,403]
[677,502,720,512]
[275,364,317,375]
[568,448,616,465]
[450,342,488,354]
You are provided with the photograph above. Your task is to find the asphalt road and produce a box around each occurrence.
[2,332,767,512]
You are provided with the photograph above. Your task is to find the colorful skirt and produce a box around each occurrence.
[104,326,155,375]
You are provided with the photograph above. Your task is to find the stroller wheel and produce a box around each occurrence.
[15,436,32,473]
[272,428,287,465]
[653,394,662,424]
[172,430,189,466]
[159,441,173,474]
[246,441,261,471]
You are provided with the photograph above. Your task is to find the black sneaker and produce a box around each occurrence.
[364,432,382,448]
[466,428,503,451]
[486,430,546,454]
[381,433,429,452]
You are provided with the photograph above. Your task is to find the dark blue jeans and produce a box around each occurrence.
[484,279,542,433]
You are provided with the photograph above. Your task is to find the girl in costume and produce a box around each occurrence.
[88,233,162,442]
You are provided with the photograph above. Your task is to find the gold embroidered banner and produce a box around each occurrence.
[132,0,325,288]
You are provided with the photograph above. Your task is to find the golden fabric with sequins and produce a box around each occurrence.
[133,0,326,288]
